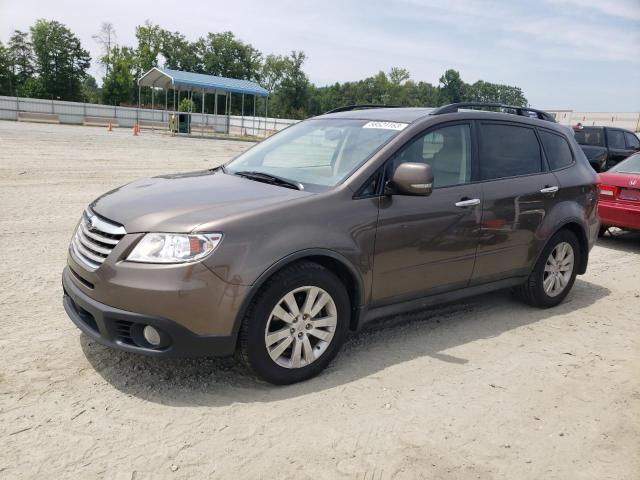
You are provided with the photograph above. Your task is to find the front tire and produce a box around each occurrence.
[237,261,350,385]
[515,229,580,308]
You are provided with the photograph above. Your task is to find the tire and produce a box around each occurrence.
[237,261,350,385]
[514,229,580,308]
[598,226,608,237]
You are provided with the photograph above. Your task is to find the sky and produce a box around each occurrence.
[1,0,639,111]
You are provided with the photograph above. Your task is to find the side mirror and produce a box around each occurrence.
[387,162,434,196]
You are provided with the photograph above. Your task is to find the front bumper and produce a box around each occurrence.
[63,267,237,357]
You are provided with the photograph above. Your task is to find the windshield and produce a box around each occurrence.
[225,118,405,189]
[574,127,604,147]
[609,153,640,174]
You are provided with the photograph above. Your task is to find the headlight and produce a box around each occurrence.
[127,233,223,263]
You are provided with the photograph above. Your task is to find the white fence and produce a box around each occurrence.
[0,95,299,137]
[549,110,640,131]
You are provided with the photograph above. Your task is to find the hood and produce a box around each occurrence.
[598,171,640,188]
[90,170,311,233]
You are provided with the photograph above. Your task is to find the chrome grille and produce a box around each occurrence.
[70,209,126,270]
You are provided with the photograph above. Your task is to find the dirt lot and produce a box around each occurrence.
[1,121,639,480]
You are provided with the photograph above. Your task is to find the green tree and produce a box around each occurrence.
[178,97,195,112]
[438,69,466,104]
[159,30,200,72]
[30,19,90,100]
[466,80,526,106]
[260,54,288,95]
[8,30,34,94]
[82,75,101,103]
[101,46,136,105]
[389,67,410,85]
[270,51,309,119]
[92,22,117,76]
[0,41,13,95]
[135,20,162,75]
[197,31,261,80]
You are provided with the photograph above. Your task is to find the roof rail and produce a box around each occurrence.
[324,104,402,114]
[430,102,556,123]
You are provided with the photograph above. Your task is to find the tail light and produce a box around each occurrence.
[599,185,617,199]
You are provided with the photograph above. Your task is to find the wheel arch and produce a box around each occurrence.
[232,249,366,338]
[541,219,589,275]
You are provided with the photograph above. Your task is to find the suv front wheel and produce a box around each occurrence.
[238,261,349,384]
[515,229,580,308]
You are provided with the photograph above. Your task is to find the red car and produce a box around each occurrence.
[598,153,640,234]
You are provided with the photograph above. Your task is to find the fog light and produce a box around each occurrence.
[143,325,161,346]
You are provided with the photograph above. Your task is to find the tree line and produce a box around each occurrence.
[0,19,528,119]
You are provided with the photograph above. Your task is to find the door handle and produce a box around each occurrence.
[540,186,559,194]
[455,198,481,208]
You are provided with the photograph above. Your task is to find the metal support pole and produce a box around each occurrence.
[151,84,155,131]
[165,89,168,123]
[137,85,141,125]
[202,89,205,137]
[241,93,245,136]
[214,91,218,133]
[252,95,256,136]
[265,96,269,137]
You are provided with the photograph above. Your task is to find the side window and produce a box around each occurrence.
[624,132,640,150]
[479,123,542,180]
[539,130,573,170]
[391,124,472,188]
[608,130,626,149]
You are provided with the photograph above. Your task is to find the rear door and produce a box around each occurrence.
[471,121,558,284]
[372,122,481,305]
[606,129,633,168]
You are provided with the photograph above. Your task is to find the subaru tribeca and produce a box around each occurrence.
[63,103,600,384]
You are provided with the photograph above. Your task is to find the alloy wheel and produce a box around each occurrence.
[264,286,337,368]
[543,242,574,297]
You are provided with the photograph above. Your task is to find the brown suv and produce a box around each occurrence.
[63,102,600,384]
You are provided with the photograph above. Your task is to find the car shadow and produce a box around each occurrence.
[597,228,640,253]
[80,278,610,407]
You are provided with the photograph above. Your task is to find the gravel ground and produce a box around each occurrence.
[1,121,639,480]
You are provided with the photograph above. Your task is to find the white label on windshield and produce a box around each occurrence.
[362,121,408,131]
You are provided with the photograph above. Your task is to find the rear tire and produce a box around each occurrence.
[237,261,349,385]
[514,229,580,308]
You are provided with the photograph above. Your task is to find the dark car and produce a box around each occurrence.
[574,125,640,172]
[63,102,600,384]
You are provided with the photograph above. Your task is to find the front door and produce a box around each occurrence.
[372,123,481,306]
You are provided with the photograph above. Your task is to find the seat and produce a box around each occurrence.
[430,129,465,187]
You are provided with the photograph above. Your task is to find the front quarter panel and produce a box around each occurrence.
[198,189,378,306]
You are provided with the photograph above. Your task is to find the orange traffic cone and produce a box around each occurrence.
[133,124,138,136]
[107,121,112,132]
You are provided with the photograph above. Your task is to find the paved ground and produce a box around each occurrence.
[0,121,638,480]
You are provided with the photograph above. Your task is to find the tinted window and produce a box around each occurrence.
[608,130,626,149]
[391,124,472,188]
[574,127,604,147]
[539,130,573,170]
[610,154,640,174]
[625,132,640,149]
[479,124,542,180]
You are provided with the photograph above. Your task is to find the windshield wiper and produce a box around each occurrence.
[233,171,304,190]
[208,164,226,173]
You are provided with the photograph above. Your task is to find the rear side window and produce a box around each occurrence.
[539,130,573,170]
[625,132,640,149]
[574,127,604,146]
[608,130,626,149]
[478,123,542,180]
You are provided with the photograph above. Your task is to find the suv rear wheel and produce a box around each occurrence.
[238,261,349,384]
[515,229,580,308]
